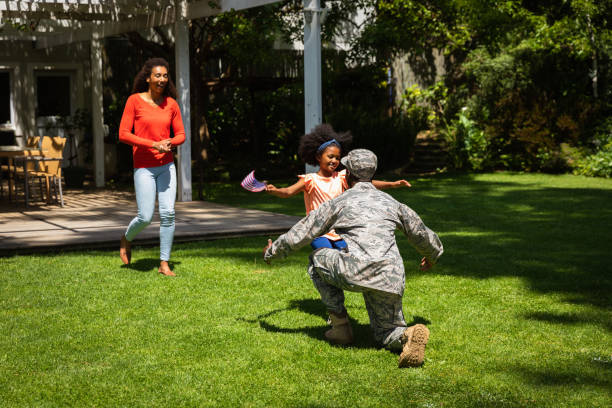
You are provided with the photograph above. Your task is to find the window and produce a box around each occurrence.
[36,75,71,117]
[0,71,10,124]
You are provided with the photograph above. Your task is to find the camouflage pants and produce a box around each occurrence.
[308,250,407,351]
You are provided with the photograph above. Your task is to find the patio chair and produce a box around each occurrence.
[29,136,66,206]
[22,136,42,175]
[13,136,66,206]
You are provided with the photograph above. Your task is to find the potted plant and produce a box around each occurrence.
[56,109,91,188]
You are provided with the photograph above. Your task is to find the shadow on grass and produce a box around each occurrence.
[408,315,431,326]
[391,175,612,315]
[120,258,182,272]
[523,311,612,331]
[201,174,611,322]
[240,298,380,349]
[242,298,432,350]
[509,359,612,388]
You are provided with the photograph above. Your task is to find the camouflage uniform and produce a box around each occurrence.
[264,149,443,350]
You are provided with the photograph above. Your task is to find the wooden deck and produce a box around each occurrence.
[0,188,300,255]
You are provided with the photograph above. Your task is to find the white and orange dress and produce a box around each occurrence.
[299,169,348,247]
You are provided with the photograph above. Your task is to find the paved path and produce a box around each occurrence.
[0,189,300,254]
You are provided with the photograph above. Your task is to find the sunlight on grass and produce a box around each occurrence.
[1,173,611,407]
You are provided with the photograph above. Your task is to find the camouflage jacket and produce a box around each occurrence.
[264,182,444,295]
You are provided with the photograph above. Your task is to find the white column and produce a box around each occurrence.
[175,11,192,202]
[24,64,36,142]
[91,32,105,187]
[303,0,323,174]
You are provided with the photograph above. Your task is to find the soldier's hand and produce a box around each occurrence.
[263,239,273,264]
[420,257,433,271]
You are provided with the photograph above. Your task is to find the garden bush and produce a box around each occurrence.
[573,118,612,178]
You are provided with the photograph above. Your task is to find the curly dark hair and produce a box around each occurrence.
[298,123,353,166]
[131,57,177,99]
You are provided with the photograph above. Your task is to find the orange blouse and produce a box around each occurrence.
[299,169,348,240]
[119,94,185,168]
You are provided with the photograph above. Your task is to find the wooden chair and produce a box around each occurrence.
[12,136,66,206]
[28,136,66,206]
[26,136,41,148]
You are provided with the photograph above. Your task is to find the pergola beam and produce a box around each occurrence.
[12,0,281,50]
[0,1,111,16]
[34,9,177,49]
[187,0,280,18]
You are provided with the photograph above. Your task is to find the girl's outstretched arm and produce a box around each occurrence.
[266,178,306,198]
[372,179,411,190]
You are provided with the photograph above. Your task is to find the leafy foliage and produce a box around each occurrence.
[345,0,612,174]
[574,118,612,177]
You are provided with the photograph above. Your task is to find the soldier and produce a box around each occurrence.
[263,149,444,368]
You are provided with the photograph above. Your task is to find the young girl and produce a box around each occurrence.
[266,124,410,250]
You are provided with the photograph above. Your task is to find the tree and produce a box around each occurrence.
[348,0,612,172]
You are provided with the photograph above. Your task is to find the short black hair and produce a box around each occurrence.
[297,123,353,166]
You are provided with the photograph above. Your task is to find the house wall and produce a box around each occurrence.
[392,49,447,105]
[0,40,91,166]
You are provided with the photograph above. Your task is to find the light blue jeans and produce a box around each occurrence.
[125,162,176,261]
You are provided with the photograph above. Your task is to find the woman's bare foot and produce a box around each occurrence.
[158,261,175,276]
[119,235,131,265]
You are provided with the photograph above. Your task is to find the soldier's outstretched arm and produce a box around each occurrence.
[263,239,273,264]
[264,201,337,263]
[398,203,444,265]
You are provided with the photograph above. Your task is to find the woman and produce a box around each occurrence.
[118,58,185,276]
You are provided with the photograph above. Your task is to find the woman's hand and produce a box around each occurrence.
[152,139,172,153]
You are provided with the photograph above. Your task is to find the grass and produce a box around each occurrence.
[1,172,611,407]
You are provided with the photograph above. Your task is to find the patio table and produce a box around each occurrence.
[0,146,44,205]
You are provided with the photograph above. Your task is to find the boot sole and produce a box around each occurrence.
[398,324,430,368]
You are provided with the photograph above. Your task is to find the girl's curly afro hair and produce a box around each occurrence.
[298,123,353,166]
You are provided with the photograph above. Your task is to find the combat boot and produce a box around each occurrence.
[325,311,353,345]
[398,324,430,368]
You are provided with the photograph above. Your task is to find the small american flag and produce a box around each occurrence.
[240,170,267,192]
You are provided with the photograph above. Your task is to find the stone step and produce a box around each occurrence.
[409,130,449,172]
[413,149,448,156]
[414,139,447,145]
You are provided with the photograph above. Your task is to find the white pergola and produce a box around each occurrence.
[0,0,324,200]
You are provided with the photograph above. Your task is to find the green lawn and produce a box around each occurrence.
[1,173,611,407]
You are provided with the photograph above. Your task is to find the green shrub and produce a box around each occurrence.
[440,112,490,171]
[461,43,604,172]
[573,118,612,178]
[574,148,612,178]
[459,113,489,171]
